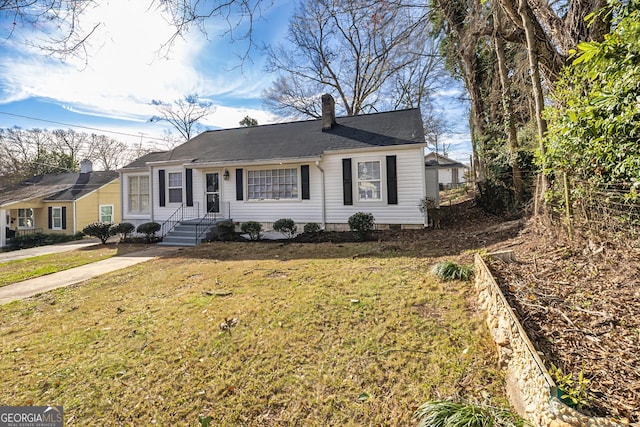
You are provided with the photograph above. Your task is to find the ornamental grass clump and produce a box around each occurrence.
[432,261,474,282]
[414,400,528,427]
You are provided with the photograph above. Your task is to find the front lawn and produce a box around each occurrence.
[0,244,151,287]
[0,241,507,425]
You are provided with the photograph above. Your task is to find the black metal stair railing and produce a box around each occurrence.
[194,202,230,244]
[160,202,200,238]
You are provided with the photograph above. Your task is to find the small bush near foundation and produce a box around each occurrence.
[273,218,297,239]
[413,399,528,427]
[216,220,236,241]
[82,222,114,244]
[304,222,321,234]
[137,222,161,242]
[240,221,262,241]
[431,261,474,282]
[348,212,375,240]
[111,222,135,241]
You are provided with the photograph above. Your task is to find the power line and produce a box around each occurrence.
[0,111,168,142]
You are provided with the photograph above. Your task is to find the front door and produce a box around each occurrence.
[205,172,220,214]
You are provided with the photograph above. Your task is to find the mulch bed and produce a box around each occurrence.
[485,219,640,423]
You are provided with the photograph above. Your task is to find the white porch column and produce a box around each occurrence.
[0,208,7,248]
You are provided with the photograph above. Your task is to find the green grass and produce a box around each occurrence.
[0,244,151,287]
[0,241,507,425]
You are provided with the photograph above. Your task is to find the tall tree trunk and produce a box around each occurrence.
[517,0,547,213]
[493,12,523,202]
[463,53,486,182]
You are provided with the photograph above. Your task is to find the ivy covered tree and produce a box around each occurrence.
[542,0,640,202]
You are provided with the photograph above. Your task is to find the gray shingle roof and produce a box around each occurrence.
[424,152,467,168]
[0,171,119,206]
[122,108,425,168]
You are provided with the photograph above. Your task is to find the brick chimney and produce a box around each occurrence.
[321,93,336,130]
[80,159,93,174]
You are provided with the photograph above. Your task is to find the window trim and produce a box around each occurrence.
[246,167,300,201]
[356,159,383,202]
[167,172,183,204]
[127,175,150,214]
[17,208,35,229]
[51,206,63,230]
[100,204,114,223]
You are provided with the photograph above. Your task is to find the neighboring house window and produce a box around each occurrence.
[451,168,459,184]
[17,208,34,228]
[128,176,150,214]
[51,207,63,230]
[357,160,382,201]
[247,168,298,200]
[168,172,183,203]
[100,205,114,222]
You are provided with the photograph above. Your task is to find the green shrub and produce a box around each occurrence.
[431,261,474,282]
[11,233,48,249]
[273,218,297,239]
[240,221,262,241]
[111,222,135,241]
[82,222,114,244]
[348,212,375,240]
[216,220,236,241]
[304,222,321,234]
[414,399,528,427]
[137,222,161,242]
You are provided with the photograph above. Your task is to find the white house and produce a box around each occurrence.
[119,94,432,245]
[424,152,469,190]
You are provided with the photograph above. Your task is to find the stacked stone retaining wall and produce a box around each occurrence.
[474,252,627,427]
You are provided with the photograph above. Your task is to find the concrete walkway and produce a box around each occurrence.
[0,245,180,305]
[0,238,106,264]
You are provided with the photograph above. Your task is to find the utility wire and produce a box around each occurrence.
[0,111,167,142]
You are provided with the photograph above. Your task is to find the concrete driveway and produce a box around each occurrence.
[0,243,180,305]
[0,238,105,264]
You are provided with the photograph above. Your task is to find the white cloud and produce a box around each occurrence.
[0,0,279,129]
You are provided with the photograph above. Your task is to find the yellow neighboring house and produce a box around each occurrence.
[1,160,120,248]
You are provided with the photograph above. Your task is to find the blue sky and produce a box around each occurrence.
[0,1,471,163]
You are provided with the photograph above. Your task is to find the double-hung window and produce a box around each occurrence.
[247,168,298,200]
[128,176,150,214]
[168,172,183,203]
[18,208,34,228]
[51,207,63,230]
[100,205,114,222]
[357,160,382,201]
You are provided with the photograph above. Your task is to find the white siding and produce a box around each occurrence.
[322,146,426,227]
[152,165,188,220]
[224,163,324,226]
[122,146,428,231]
[121,171,152,228]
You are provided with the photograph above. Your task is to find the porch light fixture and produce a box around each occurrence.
[223,169,230,180]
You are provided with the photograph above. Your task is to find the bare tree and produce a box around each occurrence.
[149,94,215,142]
[52,129,90,165]
[262,0,444,119]
[87,134,130,170]
[1,1,269,63]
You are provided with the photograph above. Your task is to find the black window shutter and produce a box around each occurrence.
[62,207,67,229]
[386,155,398,205]
[236,168,244,201]
[185,168,193,207]
[159,169,166,207]
[342,158,353,205]
[48,207,52,229]
[301,165,310,200]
